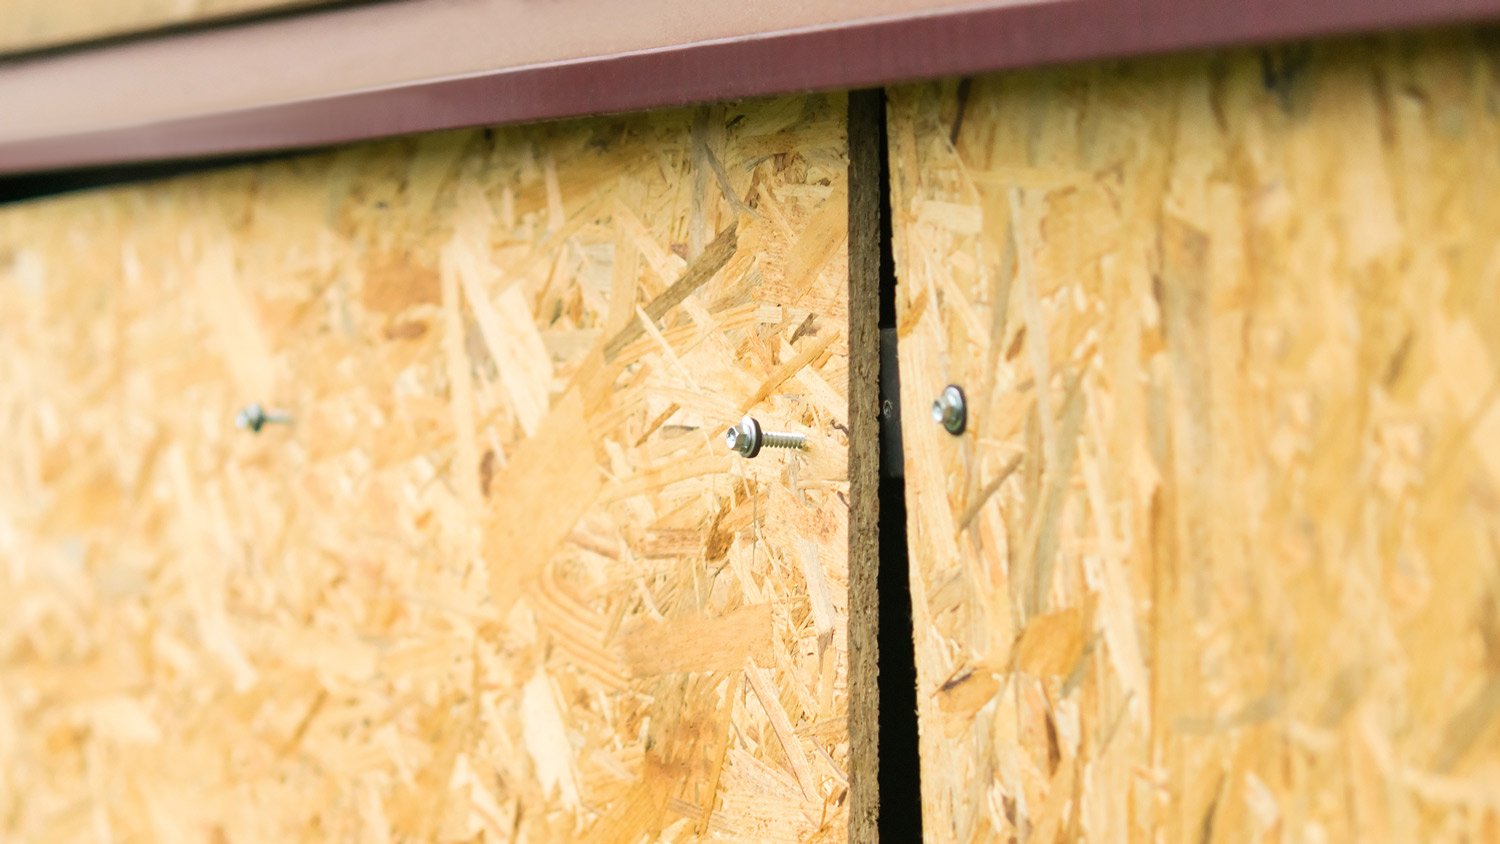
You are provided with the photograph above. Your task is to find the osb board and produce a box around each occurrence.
[0,0,344,55]
[843,91,883,843]
[890,30,1500,842]
[0,94,856,841]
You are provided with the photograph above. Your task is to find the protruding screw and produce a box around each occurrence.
[725,415,806,458]
[932,385,967,435]
[235,403,293,433]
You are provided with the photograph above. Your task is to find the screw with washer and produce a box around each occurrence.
[932,385,967,435]
[725,415,806,458]
[235,403,294,433]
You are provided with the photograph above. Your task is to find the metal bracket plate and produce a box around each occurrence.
[880,327,903,479]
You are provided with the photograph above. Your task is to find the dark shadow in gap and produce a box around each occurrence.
[875,88,923,842]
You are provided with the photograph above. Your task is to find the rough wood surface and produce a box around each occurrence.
[890,30,1500,841]
[0,94,855,841]
[844,90,883,843]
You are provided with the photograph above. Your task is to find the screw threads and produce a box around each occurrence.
[726,415,806,459]
[760,431,807,451]
[236,403,294,433]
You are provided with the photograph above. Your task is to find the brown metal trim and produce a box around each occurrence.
[3,0,1499,175]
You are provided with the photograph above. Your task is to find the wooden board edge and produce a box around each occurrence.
[846,88,883,844]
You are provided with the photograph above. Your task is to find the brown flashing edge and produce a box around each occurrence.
[3,0,1500,175]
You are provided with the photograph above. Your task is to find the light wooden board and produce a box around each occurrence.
[890,30,1500,841]
[0,94,857,841]
[0,0,344,55]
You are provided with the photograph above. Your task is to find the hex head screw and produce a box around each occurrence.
[932,385,967,435]
[725,415,806,458]
[235,403,293,433]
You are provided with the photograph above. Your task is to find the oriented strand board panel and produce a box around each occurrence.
[0,95,857,841]
[0,0,344,55]
[891,31,1500,842]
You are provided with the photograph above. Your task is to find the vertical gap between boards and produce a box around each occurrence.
[872,88,923,843]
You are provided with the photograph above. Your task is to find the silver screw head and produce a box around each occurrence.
[726,415,763,458]
[236,403,292,434]
[932,385,967,435]
[236,403,267,432]
[725,415,805,458]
